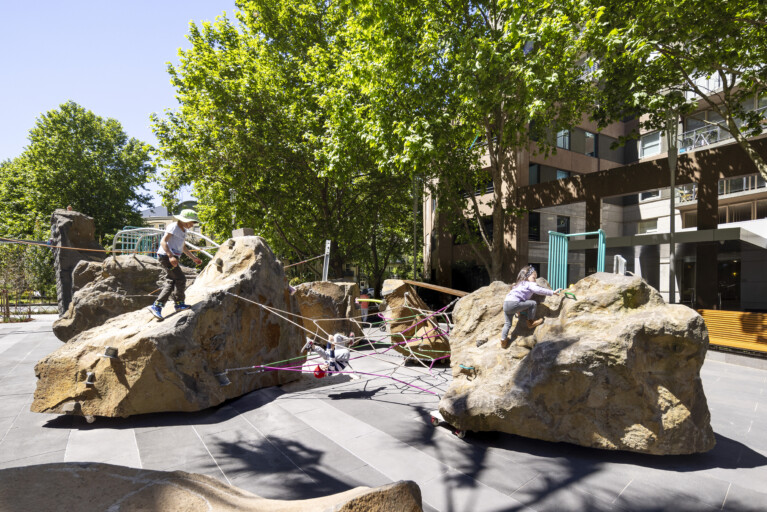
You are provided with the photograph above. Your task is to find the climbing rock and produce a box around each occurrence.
[294,281,363,341]
[380,279,450,361]
[52,255,197,342]
[0,463,424,512]
[32,236,303,418]
[50,209,106,315]
[440,273,715,455]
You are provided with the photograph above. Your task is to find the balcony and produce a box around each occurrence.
[678,106,767,154]
[676,174,767,204]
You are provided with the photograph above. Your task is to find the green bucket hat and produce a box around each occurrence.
[174,209,199,223]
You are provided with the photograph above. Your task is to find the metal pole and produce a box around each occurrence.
[667,110,679,304]
[597,229,605,272]
[322,240,331,281]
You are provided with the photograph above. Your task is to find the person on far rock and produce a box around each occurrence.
[301,333,351,375]
[499,265,561,345]
[147,209,203,320]
[359,289,370,323]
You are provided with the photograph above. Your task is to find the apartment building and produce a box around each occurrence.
[424,92,767,312]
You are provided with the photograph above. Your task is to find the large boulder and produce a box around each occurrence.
[32,236,303,418]
[439,273,715,455]
[294,281,363,341]
[0,463,423,512]
[52,255,197,342]
[50,209,106,315]
[380,280,450,361]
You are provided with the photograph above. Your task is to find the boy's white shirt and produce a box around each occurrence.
[157,222,186,257]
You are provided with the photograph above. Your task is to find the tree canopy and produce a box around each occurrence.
[152,1,415,285]
[334,0,602,281]
[0,101,154,239]
[595,0,767,179]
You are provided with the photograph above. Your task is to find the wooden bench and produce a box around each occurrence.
[698,309,767,354]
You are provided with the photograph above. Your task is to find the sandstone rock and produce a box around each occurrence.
[439,273,715,455]
[50,209,106,315]
[0,463,423,512]
[72,260,103,293]
[380,279,450,360]
[294,281,363,341]
[32,236,303,418]
[53,255,197,342]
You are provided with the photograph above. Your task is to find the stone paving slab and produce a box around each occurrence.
[65,428,142,467]
[1,317,767,511]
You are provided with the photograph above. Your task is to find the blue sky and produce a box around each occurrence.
[0,1,237,206]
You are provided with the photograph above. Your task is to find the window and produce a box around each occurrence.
[584,131,598,157]
[158,223,165,230]
[729,203,752,223]
[640,131,661,158]
[556,129,570,150]
[637,219,658,234]
[757,200,767,219]
[556,215,570,234]
[683,212,697,228]
[529,164,540,185]
[529,212,541,241]
[482,217,494,243]
[556,169,571,180]
[639,190,660,201]
[431,197,436,213]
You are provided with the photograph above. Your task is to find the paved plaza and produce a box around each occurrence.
[1,316,767,511]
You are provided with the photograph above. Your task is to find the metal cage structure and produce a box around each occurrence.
[111,227,220,259]
[547,229,605,290]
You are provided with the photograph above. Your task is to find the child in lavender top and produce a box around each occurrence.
[500,265,561,344]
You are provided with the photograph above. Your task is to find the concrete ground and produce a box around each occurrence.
[1,316,766,512]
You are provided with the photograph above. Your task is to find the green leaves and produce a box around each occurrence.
[152,1,415,284]
[0,101,153,239]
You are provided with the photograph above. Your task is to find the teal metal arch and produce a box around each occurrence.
[547,229,605,290]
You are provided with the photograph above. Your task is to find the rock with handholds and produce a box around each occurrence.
[380,279,450,361]
[440,272,715,455]
[0,462,424,512]
[52,255,197,342]
[293,281,363,341]
[32,236,303,418]
[50,209,106,315]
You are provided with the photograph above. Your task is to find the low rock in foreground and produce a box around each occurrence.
[32,236,302,418]
[440,273,715,455]
[0,463,423,512]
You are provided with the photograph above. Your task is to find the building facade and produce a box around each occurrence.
[424,93,767,312]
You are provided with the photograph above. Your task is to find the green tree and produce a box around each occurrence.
[340,0,602,281]
[5,101,154,238]
[596,0,767,180]
[153,1,414,280]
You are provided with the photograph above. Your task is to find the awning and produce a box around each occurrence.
[569,227,767,251]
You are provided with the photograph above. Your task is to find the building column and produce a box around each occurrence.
[585,194,601,275]
[695,166,719,309]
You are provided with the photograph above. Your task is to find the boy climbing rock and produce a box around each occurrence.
[147,209,202,320]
